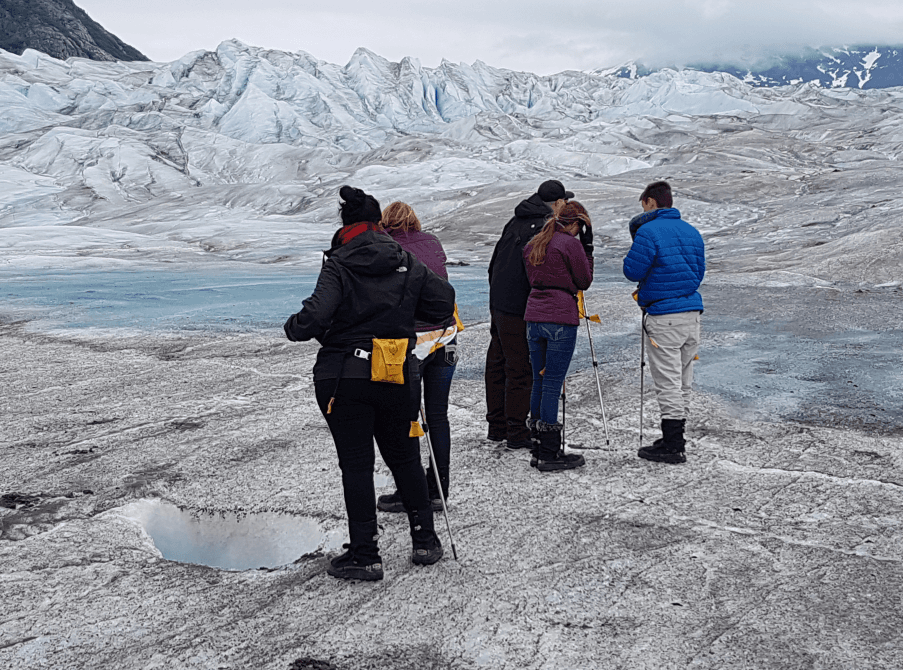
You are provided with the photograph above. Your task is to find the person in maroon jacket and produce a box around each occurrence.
[376,202,459,513]
[486,180,574,450]
[522,201,594,471]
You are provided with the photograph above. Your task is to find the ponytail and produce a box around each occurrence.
[526,200,590,266]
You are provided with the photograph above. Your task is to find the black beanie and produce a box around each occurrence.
[339,185,382,226]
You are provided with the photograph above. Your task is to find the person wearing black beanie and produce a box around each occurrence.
[339,185,382,225]
[328,185,384,247]
[284,185,455,581]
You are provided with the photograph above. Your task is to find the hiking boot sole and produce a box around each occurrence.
[326,564,384,581]
[412,546,443,565]
[504,439,532,451]
[637,449,686,464]
[536,454,586,472]
[378,500,445,513]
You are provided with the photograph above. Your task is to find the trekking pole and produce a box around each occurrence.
[583,315,611,447]
[420,406,458,560]
[561,379,567,448]
[639,314,646,449]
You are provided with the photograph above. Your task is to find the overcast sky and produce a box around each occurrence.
[77,0,903,74]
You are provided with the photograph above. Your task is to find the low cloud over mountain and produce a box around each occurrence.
[601,45,903,90]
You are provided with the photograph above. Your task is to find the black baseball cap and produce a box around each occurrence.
[537,180,574,202]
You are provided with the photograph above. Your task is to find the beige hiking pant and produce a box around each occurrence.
[644,311,701,420]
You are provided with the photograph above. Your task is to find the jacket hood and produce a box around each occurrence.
[628,207,682,240]
[327,230,405,276]
[514,193,553,220]
[655,208,681,219]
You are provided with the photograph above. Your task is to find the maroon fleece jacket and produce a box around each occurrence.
[386,228,448,280]
[387,227,454,331]
[523,227,593,325]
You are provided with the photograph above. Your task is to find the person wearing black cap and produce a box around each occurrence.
[284,185,456,581]
[486,180,573,450]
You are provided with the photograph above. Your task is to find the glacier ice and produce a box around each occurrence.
[0,40,902,285]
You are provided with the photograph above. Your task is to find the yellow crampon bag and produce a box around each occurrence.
[371,338,408,384]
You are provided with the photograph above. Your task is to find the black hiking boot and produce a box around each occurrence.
[326,520,383,581]
[378,491,442,513]
[537,452,586,471]
[638,419,687,464]
[645,417,685,449]
[377,491,406,513]
[327,545,384,581]
[535,421,586,472]
[426,467,449,513]
[505,437,532,451]
[408,508,444,566]
[412,536,444,565]
[486,428,506,443]
[528,417,541,467]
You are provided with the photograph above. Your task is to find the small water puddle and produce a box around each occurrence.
[118,499,343,571]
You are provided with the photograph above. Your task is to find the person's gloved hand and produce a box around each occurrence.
[579,222,593,253]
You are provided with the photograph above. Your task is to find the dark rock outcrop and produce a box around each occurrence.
[0,0,147,62]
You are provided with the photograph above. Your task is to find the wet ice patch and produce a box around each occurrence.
[117,498,343,571]
[373,472,394,488]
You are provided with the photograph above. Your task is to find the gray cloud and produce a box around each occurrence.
[77,0,903,73]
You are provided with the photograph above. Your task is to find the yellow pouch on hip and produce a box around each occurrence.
[371,338,408,384]
[453,303,465,331]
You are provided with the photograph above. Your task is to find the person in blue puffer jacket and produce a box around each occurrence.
[623,181,705,464]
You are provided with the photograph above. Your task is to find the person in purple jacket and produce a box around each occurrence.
[376,202,460,512]
[522,201,594,472]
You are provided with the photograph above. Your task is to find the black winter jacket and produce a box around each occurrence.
[488,194,552,316]
[284,230,455,381]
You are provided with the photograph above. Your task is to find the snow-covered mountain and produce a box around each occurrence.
[603,45,903,89]
[2,40,903,284]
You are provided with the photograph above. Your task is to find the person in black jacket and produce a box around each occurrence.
[284,186,455,581]
[485,180,573,450]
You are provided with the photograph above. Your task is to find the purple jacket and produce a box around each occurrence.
[523,227,593,325]
[387,228,454,330]
[386,229,449,280]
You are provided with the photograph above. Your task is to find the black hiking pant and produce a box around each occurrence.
[484,310,532,443]
[315,378,432,533]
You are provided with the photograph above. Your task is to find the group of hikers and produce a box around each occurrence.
[284,179,706,581]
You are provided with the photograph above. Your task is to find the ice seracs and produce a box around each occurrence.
[1,40,903,283]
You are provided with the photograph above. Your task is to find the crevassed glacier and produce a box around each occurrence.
[1,40,902,282]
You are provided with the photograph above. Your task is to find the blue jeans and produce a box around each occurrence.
[421,339,457,497]
[527,322,578,425]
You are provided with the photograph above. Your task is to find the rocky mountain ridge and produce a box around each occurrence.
[0,0,146,62]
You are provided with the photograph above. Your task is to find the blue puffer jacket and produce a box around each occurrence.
[622,208,705,315]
